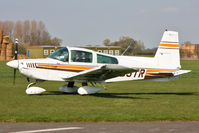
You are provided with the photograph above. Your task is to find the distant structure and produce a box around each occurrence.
[27,45,121,59]
[81,45,121,56]
[26,46,62,58]
[0,30,13,60]
[181,44,199,59]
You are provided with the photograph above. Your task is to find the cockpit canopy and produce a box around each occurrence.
[48,47,118,64]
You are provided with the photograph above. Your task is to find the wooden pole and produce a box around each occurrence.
[0,36,9,60]
[6,43,13,60]
[0,43,6,60]
[0,30,3,51]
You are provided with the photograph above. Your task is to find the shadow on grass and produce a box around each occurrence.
[92,93,150,100]
[43,91,148,99]
[42,91,198,100]
[109,92,198,96]
[43,91,78,95]
[92,92,198,99]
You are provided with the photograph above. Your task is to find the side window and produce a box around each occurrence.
[44,50,48,55]
[97,54,118,64]
[104,50,108,54]
[109,50,113,55]
[115,50,119,55]
[50,49,55,54]
[97,50,102,53]
[71,50,92,63]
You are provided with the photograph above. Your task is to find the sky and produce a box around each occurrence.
[0,0,199,48]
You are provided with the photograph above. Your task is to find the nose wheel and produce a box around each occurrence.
[26,80,46,95]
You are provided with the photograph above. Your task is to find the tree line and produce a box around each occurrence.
[0,20,61,46]
[103,37,147,55]
[0,20,157,56]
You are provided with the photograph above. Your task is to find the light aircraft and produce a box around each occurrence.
[7,30,191,95]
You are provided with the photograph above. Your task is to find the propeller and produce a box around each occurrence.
[13,38,18,85]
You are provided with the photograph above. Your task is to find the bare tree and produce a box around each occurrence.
[14,21,23,42]
[2,21,10,35]
[23,20,30,44]
[0,20,61,46]
[30,20,37,45]
[7,21,14,40]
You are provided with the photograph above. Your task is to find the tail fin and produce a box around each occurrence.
[154,30,181,70]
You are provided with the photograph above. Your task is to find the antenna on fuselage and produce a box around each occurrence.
[121,40,135,56]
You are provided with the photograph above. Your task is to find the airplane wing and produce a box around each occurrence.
[62,65,137,82]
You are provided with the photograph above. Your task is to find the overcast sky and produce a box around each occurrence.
[0,0,199,48]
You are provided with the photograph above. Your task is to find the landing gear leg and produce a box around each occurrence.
[82,82,88,86]
[68,81,74,87]
[59,81,78,93]
[90,82,96,87]
[100,82,108,90]
[27,80,44,89]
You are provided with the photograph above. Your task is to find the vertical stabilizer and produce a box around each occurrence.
[154,30,181,69]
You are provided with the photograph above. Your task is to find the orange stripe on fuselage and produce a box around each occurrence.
[37,64,95,70]
[145,69,176,78]
[159,43,179,48]
[146,69,176,73]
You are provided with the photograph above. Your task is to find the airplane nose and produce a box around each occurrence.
[7,60,19,69]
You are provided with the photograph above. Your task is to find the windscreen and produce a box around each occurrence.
[48,48,69,62]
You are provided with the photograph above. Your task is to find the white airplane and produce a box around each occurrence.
[7,30,191,95]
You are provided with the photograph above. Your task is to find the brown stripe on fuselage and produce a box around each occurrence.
[145,69,176,79]
[37,64,95,70]
[36,66,83,72]
[35,63,96,72]
[146,69,176,73]
[145,73,173,77]
[145,75,164,79]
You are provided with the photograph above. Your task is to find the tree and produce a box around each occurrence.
[103,36,145,55]
[183,41,192,44]
[30,20,37,45]
[103,39,110,46]
[0,20,62,46]
[23,20,30,44]
[50,37,62,46]
[133,40,145,55]
[14,21,23,42]
[38,21,51,45]
[41,31,51,45]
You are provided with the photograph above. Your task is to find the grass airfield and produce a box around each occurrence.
[0,60,199,122]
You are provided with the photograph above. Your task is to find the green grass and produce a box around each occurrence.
[0,60,199,122]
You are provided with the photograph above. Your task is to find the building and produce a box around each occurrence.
[181,44,199,59]
[80,46,121,56]
[26,46,62,58]
[26,45,121,58]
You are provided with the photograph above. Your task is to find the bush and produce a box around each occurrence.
[12,43,26,56]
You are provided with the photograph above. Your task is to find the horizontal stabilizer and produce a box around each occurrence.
[174,70,191,76]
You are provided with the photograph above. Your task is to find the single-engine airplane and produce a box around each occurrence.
[7,30,191,95]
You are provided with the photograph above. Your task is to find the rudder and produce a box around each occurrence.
[154,30,181,70]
